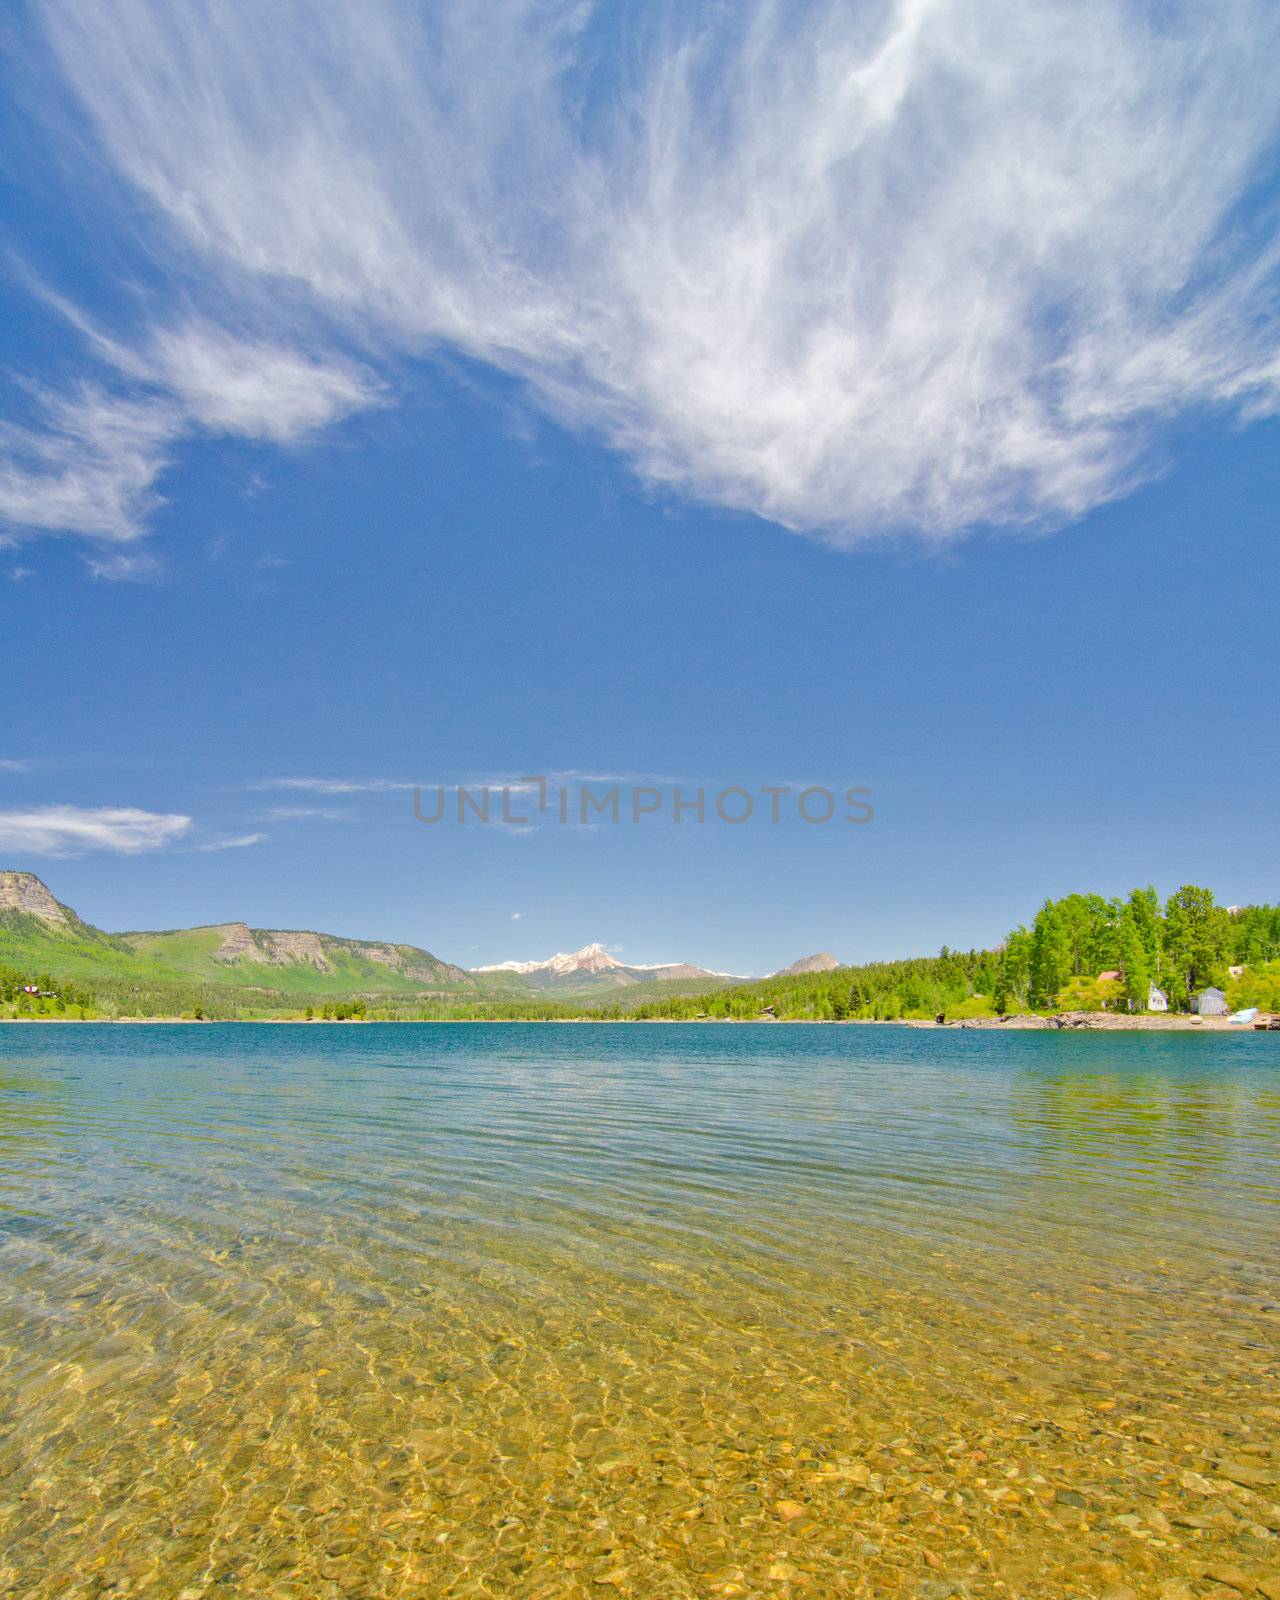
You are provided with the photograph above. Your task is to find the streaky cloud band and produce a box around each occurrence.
[6,0,1280,552]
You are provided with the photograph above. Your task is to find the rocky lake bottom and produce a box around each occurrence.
[0,1023,1276,1600]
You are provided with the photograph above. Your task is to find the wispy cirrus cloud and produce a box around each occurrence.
[9,0,1280,550]
[253,776,422,795]
[0,318,379,564]
[252,771,672,798]
[261,805,350,821]
[194,831,268,852]
[94,318,380,446]
[0,386,177,551]
[0,804,191,856]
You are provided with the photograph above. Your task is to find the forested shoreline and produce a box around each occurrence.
[4,884,1278,1023]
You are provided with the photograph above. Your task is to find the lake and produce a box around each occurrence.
[1,1023,1277,1598]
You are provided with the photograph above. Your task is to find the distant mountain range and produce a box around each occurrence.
[0,872,816,1008]
[473,941,743,992]
[0,870,473,1000]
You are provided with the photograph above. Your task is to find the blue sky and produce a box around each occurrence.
[1,0,1278,974]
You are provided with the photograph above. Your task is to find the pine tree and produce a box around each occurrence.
[1119,911,1152,1012]
[993,954,1011,1015]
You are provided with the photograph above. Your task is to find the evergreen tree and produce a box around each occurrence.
[993,954,1011,1015]
[1119,910,1152,1012]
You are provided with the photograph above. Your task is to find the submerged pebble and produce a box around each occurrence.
[1,1025,1276,1599]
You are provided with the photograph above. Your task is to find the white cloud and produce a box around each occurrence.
[0,315,379,557]
[20,0,1279,547]
[262,805,349,821]
[0,760,33,773]
[0,804,191,856]
[253,775,663,816]
[254,774,536,795]
[0,385,178,545]
[255,776,420,794]
[140,323,378,444]
[195,832,268,852]
[510,910,525,920]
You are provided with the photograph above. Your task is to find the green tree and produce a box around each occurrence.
[993,954,1011,1015]
[1053,894,1116,975]
[1118,909,1152,1012]
[1162,885,1230,1009]
[1127,886,1162,970]
[1002,927,1032,1006]
[1029,904,1070,1008]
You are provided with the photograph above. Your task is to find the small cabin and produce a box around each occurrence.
[1147,984,1168,1012]
[1194,986,1228,1017]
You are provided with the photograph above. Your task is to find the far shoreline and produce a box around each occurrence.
[0,1013,1264,1032]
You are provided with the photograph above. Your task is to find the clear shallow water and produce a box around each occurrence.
[0,1023,1277,1600]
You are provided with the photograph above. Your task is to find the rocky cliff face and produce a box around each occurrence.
[0,871,69,926]
[212,922,261,962]
[262,930,330,970]
[206,922,471,984]
[212,924,331,970]
[337,940,473,986]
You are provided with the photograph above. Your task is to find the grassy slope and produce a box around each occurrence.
[120,926,472,995]
[0,906,488,1015]
[0,908,171,982]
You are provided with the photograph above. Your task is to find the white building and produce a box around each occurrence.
[1147,984,1169,1012]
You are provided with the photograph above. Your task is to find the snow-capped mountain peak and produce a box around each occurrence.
[470,941,744,989]
[474,942,625,977]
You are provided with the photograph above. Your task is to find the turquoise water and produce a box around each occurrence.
[1,1023,1277,1598]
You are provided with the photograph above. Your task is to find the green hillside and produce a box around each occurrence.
[118,924,473,996]
[0,871,480,1019]
[0,906,133,976]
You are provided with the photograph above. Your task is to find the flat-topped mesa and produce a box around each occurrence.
[0,870,69,926]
